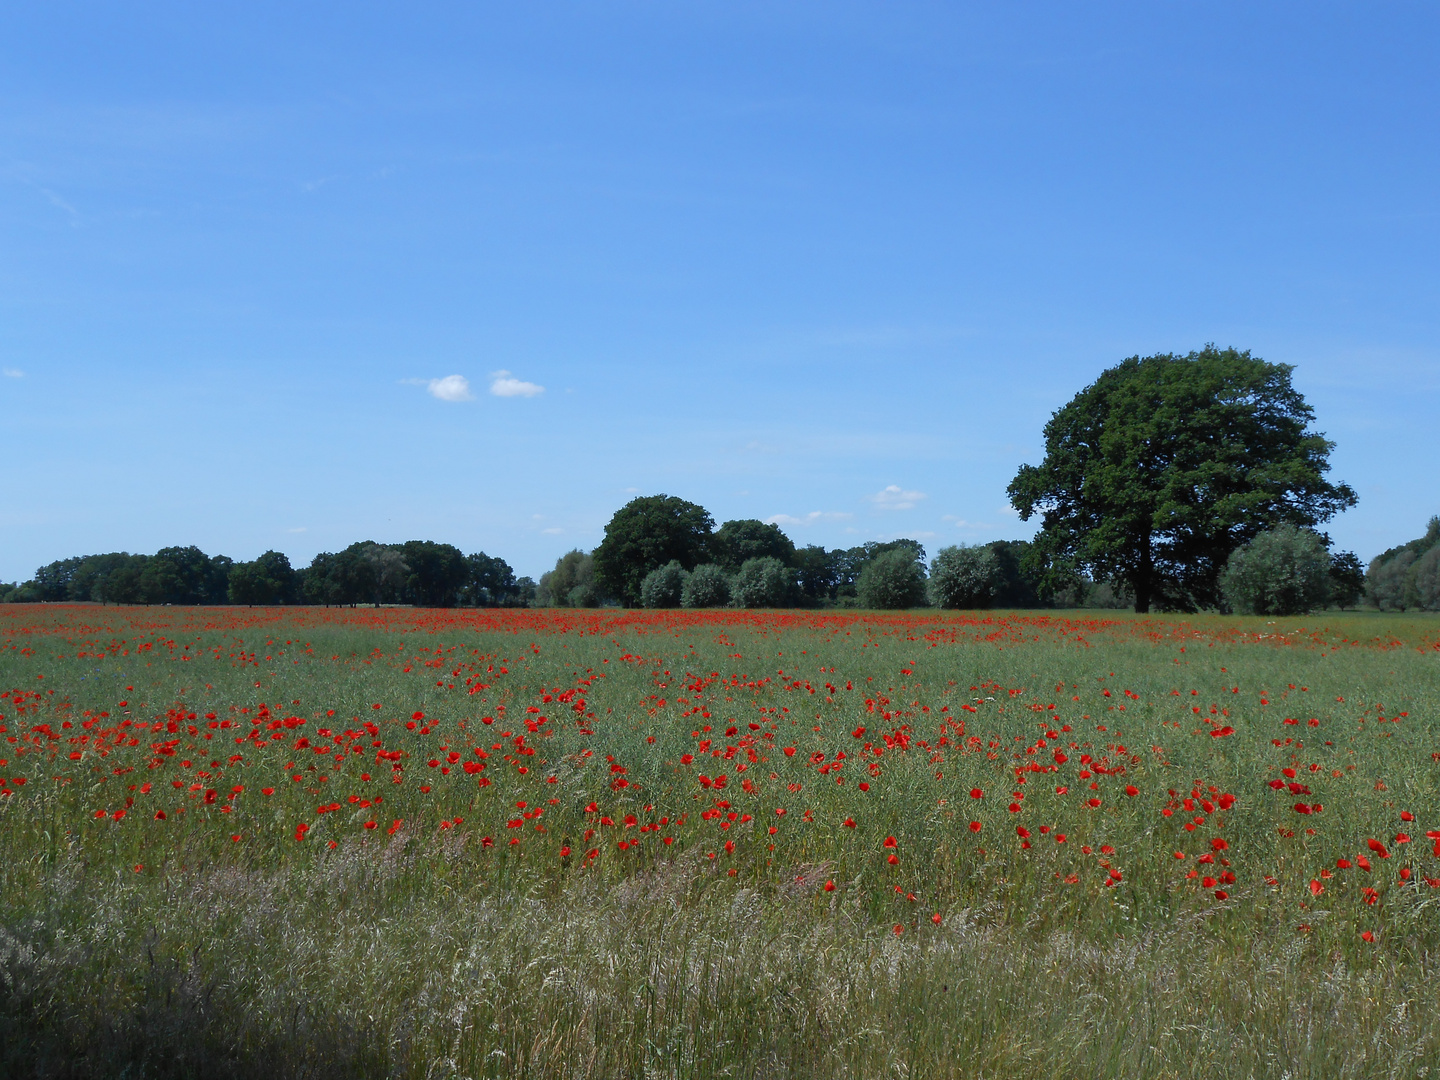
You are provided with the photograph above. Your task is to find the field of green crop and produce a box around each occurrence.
[2,604,1438,1079]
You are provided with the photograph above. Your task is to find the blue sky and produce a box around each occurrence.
[3,3,1437,583]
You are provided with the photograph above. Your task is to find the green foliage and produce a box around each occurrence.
[228,551,298,605]
[1365,516,1440,612]
[791,544,838,605]
[710,519,796,573]
[1079,580,1134,609]
[463,552,520,607]
[1412,547,1440,612]
[729,557,796,608]
[856,547,927,609]
[1009,346,1357,613]
[640,561,688,609]
[399,541,469,607]
[1327,551,1366,610]
[928,545,1001,609]
[593,495,714,607]
[537,551,599,608]
[680,563,731,608]
[1221,526,1331,616]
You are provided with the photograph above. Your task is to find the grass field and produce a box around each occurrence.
[1,604,1438,1079]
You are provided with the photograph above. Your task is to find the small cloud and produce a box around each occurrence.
[286,526,307,533]
[489,370,544,398]
[623,486,640,494]
[869,485,927,511]
[942,515,995,530]
[2,368,23,378]
[765,511,854,527]
[541,527,564,535]
[427,375,474,402]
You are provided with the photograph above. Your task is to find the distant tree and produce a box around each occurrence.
[228,551,297,606]
[1221,526,1331,616]
[463,552,519,607]
[827,540,928,603]
[711,520,796,573]
[1365,516,1440,612]
[593,495,714,608]
[400,541,468,607]
[640,561,688,608]
[97,557,147,604]
[300,552,348,606]
[928,545,1002,609]
[32,557,85,602]
[1327,551,1366,610]
[362,544,410,604]
[137,546,216,605]
[537,550,598,607]
[512,576,539,607]
[792,545,838,606]
[1365,551,1416,611]
[987,540,1049,608]
[1080,579,1133,609]
[1411,547,1440,612]
[856,548,927,610]
[1009,346,1357,612]
[730,557,797,609]
[681,564,731,608]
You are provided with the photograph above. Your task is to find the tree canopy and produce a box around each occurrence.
[1008,346,1356,613]
[592,495,715,607]
[710,520,796,573]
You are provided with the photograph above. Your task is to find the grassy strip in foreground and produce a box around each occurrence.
[1,606,1438,1078]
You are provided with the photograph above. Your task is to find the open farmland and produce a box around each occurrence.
[2,605,1439,1079]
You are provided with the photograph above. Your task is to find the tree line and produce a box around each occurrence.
[3,347,1429,615]
[0,541,533,608]
[533,499,1086,611]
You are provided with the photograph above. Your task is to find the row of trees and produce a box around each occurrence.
[1363,516,1440,612]
[0,344,1423,615]
[537,495,1129,610]
[0,542,533,608]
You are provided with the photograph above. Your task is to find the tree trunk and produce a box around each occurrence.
[1133,532,1153,614]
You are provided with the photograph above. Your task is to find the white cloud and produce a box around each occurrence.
[286,526,307,533]
[541,527,564,535]
[2,368,22,378]
[942,515,995,529]
[868,485,927,511]
[489,370,544,398]
[427,374,474,402]
[765,511,854,528]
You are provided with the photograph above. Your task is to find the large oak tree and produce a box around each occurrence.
[1007,346,1356,613]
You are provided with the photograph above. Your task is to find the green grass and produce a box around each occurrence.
[1,604,1438,1078]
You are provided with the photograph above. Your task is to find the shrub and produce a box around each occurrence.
[1221,526,1331,616]
[640,562,688,609]
[730,557,796,609]
[856,548,927,610]
[681,564,731,608]
[928,546,1001,609]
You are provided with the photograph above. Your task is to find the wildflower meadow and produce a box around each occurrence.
[1,604,1438,1078]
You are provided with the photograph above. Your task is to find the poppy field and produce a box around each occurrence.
[2,604,1438,1079]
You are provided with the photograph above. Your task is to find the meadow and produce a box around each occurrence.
[1,603,1438,1079]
